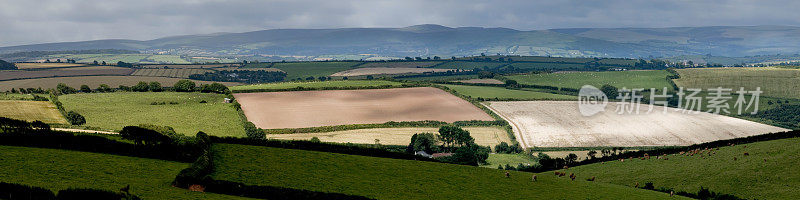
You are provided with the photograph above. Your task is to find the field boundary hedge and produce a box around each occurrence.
[230,83,422,93]
[0,182,141,200]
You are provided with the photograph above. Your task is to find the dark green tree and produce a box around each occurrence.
[132,81,150,92]
[600,84,618,99]
[149,82,162,92]
[66,111,86,125]
[79,85,91,93]
[173,80,196,92]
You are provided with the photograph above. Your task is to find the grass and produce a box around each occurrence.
[210,143,685,200]
[505,70,674,90]
[59,92,245,137]
[483,153,537,168]
[0,100,66,124]
[0,145,248,199]
[559,137,800,199]
[674,67,800,99]
[230,80,403,92]
[439,84,576,100]
[266,62,360,80]
[0,93,46,100]
[395,74,479,81]
[432,61,506,70]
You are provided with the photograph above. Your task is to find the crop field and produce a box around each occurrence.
[210,143,682,200]
[395,74,480,81]
[234,87,494,129]
[674,67,800,99]
[432,61,507,70]
[485,101,788,148]
[0,76,240,91]
[330,67,456,76]
[0,68,134,81]
[55,66,129,70]
[561,137,800,199]
[440,84,576,100]
[230,80,402,92]
[358,61,442,68]
[14,63,87,69]
[453,78,505,84]
[213,67,282,72]
[0,145,245,200]
[506,70,674,90]
[131,68,213,78]
[266,127,511,147]
[269,62,361,80]
[0,100,67,124]
[60,92,245,136]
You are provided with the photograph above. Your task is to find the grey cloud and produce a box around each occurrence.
[2,0,800,46]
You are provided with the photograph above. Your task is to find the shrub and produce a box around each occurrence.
[149,81,163,92]
[65,111,86,125]
[243,122,264,139]
[79,85,91,93]
[132,81,150,92]
[310,137,321,143]
[174,80,196,92]
[56,83,77,94]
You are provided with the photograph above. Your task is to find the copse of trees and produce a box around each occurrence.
[405,126,490,166]
[189,70,286,84]
[173,80,196,92]
[494,142,523,154]
[56,83,77,94]
[65,111,86,125]
[0,59,16,70]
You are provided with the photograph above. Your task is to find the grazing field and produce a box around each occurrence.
[330,67,456,76]
[0,68,134,81]
[506,70,674,90]
[266,127,511,147]
[440,84,576,100]
[0,145,246,200]
[508,62,586,70]
[230,80,403,92]
[484,153,536,168]
[674,67,800,99]
[59,92,245,136]
[454,78,504,84]
[395,74,480,81]
[485,101,788,148]
[234,87,493,129]
[358,61,442,68]
[14,63,87,69]
[210,143,683,200]
[561,137,800,199]
[269,62,360,80]
[131,68,213,78]
[432,61,507,70]
[0,100,67,124]
[0,76,239,91]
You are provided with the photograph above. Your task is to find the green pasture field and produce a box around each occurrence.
[505,70,674,90]
[0,145,248,199]
[558,137,800,199]
[507,62,586,70]
[431,61,506,70]
[59,92,245,137]
[0,100,66,124]
[439,84,576,100]
[209,143,684,200]
[674,67,800,99]
[230,80,403,92]
[131,68,213,78]
[483,153,537,168]
[395,74,480,81]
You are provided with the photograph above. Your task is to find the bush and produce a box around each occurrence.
[243,122,264,139]
[174,80,196,92]
[79,85,91,93]
[65,111,86,125]
[132,81,150,92]
[56,83,77,94]
[149,81,163,92]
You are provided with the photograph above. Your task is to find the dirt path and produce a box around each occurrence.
[52,128,117,134]
[481,102,526,148]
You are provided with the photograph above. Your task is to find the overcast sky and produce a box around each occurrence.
[2,0,800,46]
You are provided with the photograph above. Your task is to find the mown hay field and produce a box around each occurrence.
[0,145,247,199]
[485,101,788,147]
[330,67,456,76]
[0,76,240,91]
[440,84,576,100]
[560,137,800,199]
[209,143,685,200]
[60,92,245,137]
[131,68,213,78]
[266,127,511,148]
[230,80,402,92]
[674,67,800,99]
[234,87,493,129]
[0,100,67,124]
[505,70,673,90]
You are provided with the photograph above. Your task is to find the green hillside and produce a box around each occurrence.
[505,70,673,90]
[210,143,683,200]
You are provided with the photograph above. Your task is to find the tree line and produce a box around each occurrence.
[189,70,286,84]
[406,126,491,166]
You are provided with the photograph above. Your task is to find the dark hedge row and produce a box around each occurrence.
[0,182,140,200]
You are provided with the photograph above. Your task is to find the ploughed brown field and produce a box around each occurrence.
[234,87,494,129]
